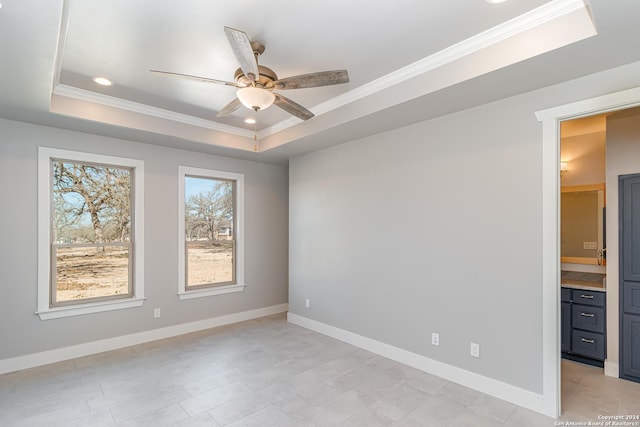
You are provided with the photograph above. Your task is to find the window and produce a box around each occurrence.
[38,148,144,319]
[178,166,244,299]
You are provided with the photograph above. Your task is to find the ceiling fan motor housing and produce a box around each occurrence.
[234,65,278,89]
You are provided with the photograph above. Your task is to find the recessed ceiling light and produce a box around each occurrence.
[487,0,508,4]
[93,77,112,86]
[244,118,257,124]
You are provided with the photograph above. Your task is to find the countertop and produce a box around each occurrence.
[561,271,606,291]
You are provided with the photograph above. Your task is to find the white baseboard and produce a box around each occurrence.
[287,312,548,417]
[604,360,619,378]
[0,303,288,375]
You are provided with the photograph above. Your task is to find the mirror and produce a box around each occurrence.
[561,184,605,265]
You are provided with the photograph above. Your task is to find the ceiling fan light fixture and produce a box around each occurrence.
[236,87,275,111]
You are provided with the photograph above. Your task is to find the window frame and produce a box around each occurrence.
[178,166,245,300]
[37,147,145,319]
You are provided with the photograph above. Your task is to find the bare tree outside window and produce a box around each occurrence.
[185,176,235,288]
[51,160,133,304]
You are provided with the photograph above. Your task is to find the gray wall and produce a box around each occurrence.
[289,60,640,394]
[0,119,289,360]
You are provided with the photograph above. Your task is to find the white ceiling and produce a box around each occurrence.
[2,0,640,165]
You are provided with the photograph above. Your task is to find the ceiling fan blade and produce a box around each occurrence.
[273,93,314,121]
[150,70,238,87]
[216,98,243,117]
[224,27,259,82]
[273,70,349,90]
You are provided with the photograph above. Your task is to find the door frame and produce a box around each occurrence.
[536,86,640,417]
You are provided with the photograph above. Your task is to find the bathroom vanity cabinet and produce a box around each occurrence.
[561,287,606,366]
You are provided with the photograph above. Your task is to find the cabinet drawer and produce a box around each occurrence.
[572,305,605,333]
[572,330,605,360]
[561,287,572,302]
[571,289,605,307]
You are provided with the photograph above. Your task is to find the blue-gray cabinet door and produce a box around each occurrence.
[622,314,640,379]
[622,176,640,282]
[623,281,640,315]
[619,174,640,382]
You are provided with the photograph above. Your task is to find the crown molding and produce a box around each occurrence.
[51,0,71,91]
[52,84,255,139]
[51,0,591,151]
[318,0,591,114]
[258,0,591,139]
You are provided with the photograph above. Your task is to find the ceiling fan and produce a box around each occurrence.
[151,27,350,121]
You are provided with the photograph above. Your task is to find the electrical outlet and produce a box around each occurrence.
[154,308,161,318]
[305,298,310,308]
[470,342,480,358]
[583,241,598,250]
[431,333,440,346]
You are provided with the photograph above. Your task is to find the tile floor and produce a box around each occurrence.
[561,359,640,422]
[0,313,638,426]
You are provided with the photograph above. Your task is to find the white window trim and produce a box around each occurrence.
[178,166,245,300]
[37,147,145,320]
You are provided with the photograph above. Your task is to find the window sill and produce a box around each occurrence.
[178,283,246,300]
[36,297,145,320]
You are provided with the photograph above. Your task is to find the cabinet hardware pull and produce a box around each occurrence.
[581,338,595,344]
[580,312,595,317]
[579,294,595,299]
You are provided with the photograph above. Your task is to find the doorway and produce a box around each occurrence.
[536,86,640,417]
[559,114,607,366]
[559,107,640,418]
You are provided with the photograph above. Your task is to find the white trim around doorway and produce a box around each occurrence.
[536,85,640,418]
